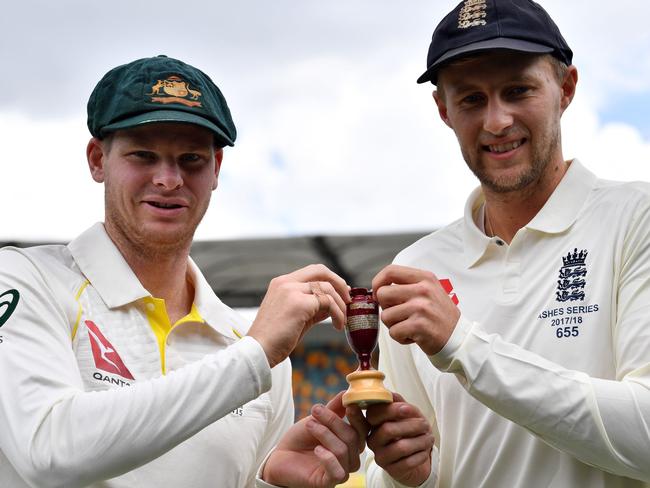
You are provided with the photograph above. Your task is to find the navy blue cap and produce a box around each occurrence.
[417,0,573,84]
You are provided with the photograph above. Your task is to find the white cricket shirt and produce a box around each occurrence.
[366,160,650,487]
[0,223,294,488]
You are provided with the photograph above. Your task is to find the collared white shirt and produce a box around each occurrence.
[0,223,293,488]
[366,160,650,487]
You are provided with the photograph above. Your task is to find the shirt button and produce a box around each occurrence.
[496,239,505,246]
[146,303,155,311]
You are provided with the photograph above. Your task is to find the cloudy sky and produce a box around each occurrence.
[2,0,650,242]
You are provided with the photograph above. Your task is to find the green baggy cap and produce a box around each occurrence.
[87,55,236,147]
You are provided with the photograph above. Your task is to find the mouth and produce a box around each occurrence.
[146,201,184,209]
[483,138,526,154]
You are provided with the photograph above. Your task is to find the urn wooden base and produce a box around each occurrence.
[342,370,393,409]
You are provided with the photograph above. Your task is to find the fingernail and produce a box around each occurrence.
[399,405,410,416]
[313,404,323,416]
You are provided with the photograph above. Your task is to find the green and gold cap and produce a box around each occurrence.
[87,55,236,147]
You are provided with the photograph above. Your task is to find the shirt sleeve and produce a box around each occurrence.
[251,357,295,487]
[429,198,650,483]
[363,323,440,487]
[0,249,273,488]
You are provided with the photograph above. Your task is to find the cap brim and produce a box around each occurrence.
[416,37,554,84]
[100,110,235,147]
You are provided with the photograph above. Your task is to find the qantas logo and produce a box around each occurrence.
[86,320,134,380]
[439,279,459,305]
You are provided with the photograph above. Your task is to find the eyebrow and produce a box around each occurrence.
[120,133,212,150]
[448,73,539,95]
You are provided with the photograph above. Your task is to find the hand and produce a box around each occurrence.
[262,392,369,488]
[248,264,350,368]
[363,392,434,487]
[372,264,460,355]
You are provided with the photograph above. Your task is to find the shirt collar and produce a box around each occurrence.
[187,258,239,339]
[68,223,238,340]
[526,159,596,233]
[462,187,491,268]
[68,223,149,308]
[462,159,597,268]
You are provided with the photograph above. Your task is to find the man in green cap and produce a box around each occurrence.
[0,55,365,488]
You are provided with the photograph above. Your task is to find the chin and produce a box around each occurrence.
[136,223,195,251]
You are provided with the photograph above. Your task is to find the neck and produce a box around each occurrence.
[105,225,194,321]
[483,159,569,244]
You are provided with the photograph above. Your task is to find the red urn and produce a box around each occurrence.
[342,287,392,408]
[345,287,379,371]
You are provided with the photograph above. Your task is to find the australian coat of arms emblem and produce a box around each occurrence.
[147,75,202,108]
[556,248,588,302]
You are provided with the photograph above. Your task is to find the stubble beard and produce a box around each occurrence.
[104,191,209,261]
[463,124,561,195]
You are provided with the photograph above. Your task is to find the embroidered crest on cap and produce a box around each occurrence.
[458,0,487,29]
[147,75,203,108]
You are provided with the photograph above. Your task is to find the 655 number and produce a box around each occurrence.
[556,326,579,338]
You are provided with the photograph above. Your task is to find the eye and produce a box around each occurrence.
[129,150,156,162]
[507,86,530,97]
[459,93,484,106]
[180,153,200,163]
[179,153,208,169]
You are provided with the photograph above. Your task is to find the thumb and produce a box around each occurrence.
[325,391,347,418]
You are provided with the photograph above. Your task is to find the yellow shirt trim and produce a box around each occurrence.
[71,280,90,340]
[143,297,204,375]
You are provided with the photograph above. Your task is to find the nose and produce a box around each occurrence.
[483,98,513,135]
[152,162,183,190]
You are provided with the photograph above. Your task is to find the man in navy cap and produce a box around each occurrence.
[0,55,365,488]
[352,1,650,486]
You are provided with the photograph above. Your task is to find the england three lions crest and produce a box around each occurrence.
[556,248,588,302]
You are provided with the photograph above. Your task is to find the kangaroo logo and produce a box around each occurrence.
[0,289,19,328]
[147,75,203,108]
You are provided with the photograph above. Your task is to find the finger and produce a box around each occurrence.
[371,432,434,467]
[313,445,348,485]
[366,398,423,426]
[324,391,347,417]
[372,264,437,293]
[345,405,371,452]
[295,281,344,330]
[312,402,363,471]
[369,417,432,449]
[383,448,432,481]
[311,281,347,330]
[376,280,444,309]
[314,281,347,316]
[306,417,353,473]
[289,264,351,302]
[380,299,429,327]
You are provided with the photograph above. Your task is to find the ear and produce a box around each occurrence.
[212,148,224,190]
[433,89,453,128]
[86,138,107,183]
[559,65,578,113]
